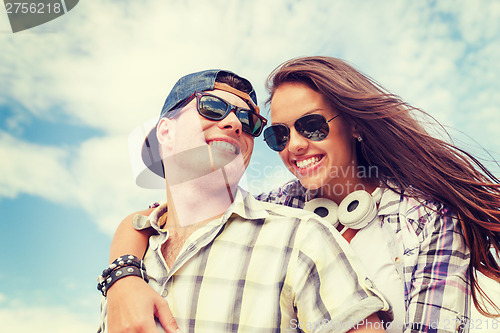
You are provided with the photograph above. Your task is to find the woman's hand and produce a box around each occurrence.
[107,276,180,333]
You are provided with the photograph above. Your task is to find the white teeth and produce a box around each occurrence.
[209,141,238,154]
[296,156,321,169]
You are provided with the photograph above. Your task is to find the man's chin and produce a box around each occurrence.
[209,149,240,169]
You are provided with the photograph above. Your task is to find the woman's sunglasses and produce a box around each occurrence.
[263,113,340,152]
[175,92,267,137]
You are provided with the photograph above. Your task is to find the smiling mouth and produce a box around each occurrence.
[208,140,239,154]
[294,155,323,169]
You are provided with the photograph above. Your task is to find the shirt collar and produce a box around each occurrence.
[134,187,270,234]
[377,186,403,217]
[222,187,270,222]
[132,202,167,232]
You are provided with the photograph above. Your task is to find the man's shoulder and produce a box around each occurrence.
[259,200,313,219]
[238,189,340,240]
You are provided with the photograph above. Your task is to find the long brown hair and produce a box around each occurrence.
[266,56,500,316]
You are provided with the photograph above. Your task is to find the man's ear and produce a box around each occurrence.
[157,117,175,152]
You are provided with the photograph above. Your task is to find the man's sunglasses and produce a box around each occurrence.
[174,92,267,137]
[263,113,341,152]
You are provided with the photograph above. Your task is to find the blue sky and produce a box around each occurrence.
[1,1,500,331]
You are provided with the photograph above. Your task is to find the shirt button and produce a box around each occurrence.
[161,289,168,297]
[365,277,374,288]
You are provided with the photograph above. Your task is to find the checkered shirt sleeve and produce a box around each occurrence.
[398,197,471,333]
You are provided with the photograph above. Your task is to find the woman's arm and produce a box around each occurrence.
[106,210,180,333]
[108,208,154,263]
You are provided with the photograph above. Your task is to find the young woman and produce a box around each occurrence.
[103,57,500,332]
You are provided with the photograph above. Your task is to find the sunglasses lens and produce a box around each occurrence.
[199,94,265,137]
[295,114,329,141]
[264,125,289,151]
[237,110,265,137]
[198,95,229,120]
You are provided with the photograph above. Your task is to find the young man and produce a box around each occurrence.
[98,70,392,333]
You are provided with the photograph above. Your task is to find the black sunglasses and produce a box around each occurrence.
[263,113,341,152]
[174,92,267,137]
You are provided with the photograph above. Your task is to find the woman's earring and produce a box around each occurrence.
[357,136,363,142]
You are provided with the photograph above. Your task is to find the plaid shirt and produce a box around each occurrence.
[99,189,392,333]
[256,180,472,333]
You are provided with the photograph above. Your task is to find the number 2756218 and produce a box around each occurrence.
[5,2,62,14]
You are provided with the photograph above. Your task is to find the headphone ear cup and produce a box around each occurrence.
[338,190,377,230]
[303,198,339,227]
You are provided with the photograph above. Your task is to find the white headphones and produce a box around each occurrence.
[303,188,382,234]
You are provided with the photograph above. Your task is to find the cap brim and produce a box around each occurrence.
[141,126,165,178]
[128,119,165,189]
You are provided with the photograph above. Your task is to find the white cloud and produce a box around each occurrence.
[1,0,297,134]
[70,134,164,234]
[0,302,98,333]
[444,0,500,44]
[0,130,163,235]
[0,131,72,201]
[2,0,499,134]
[470,271,500,333]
